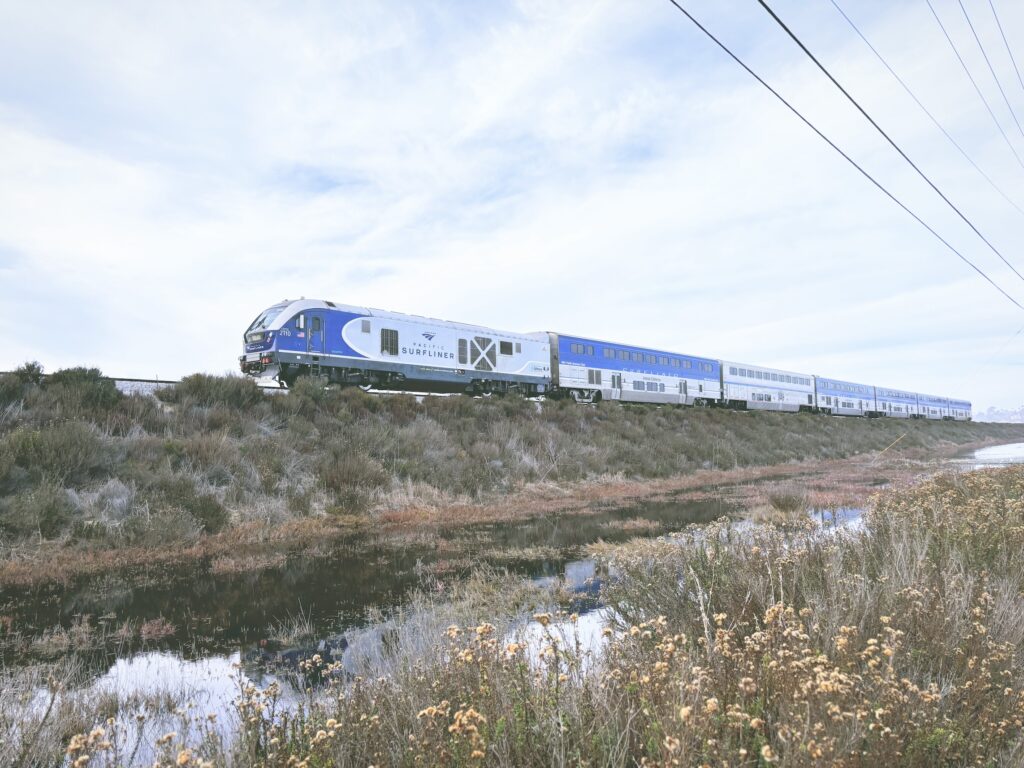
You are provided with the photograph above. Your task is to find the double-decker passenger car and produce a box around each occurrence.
[874,386,918,418]
[721,362,814,412]
[949,398,971,420]
[553,333,720,404]
[240,299,972,421]
[815,377,876,417]
[917,393,950,420]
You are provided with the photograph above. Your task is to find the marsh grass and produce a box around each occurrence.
[2,367,1020,569]
[266,609,316,647]
[18,465,1022,766]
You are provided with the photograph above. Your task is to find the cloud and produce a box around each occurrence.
[0,0,1022,408]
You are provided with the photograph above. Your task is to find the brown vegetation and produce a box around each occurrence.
[22,464,1024,766]
[2,363,1022,587]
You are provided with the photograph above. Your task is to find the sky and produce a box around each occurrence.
[1,0,1023,410]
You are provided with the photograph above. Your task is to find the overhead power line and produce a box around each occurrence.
[957,0,1024,140]
[660,0,1024,312]
[829,0,1024,218]
[924,0,1024,171]
[756,0,1024,287]
[988,0,1024,99]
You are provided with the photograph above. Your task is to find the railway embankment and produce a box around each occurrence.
[1,363,1023,586]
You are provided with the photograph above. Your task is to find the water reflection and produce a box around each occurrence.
[966,442,1024,469]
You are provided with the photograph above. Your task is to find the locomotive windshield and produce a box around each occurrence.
[247,304,288,333]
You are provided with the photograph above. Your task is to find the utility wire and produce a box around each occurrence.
[924,0,1024,170]
[957,0,1024,140]
[661,0,1024,312]
[988,0,1024,99]
[830,0,1024,218]
[757,0,1024,287]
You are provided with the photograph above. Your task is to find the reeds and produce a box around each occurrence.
[24,464,1024,766]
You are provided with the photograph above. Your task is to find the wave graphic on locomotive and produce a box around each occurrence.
[240,299,971,420]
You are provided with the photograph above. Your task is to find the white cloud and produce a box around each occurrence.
[0,0,1022,408]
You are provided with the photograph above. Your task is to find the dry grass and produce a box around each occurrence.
[3,366,1022,588]
[24,464,1024,766]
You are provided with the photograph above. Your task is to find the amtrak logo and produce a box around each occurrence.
[422,332,436,341]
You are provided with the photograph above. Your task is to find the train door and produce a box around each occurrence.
[611,373,622,400]
[307,311,326,357]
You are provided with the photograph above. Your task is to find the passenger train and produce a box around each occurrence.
[240,299,972,420]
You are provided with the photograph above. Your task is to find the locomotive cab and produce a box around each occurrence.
[240,300,332,384]
[239,301,290,377]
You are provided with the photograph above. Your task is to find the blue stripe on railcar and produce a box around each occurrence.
[557,334,720,381]
[815,378,874,398]
[876,388,917,404]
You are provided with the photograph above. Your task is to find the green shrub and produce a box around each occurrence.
[0,375,20,408]
[0,481,75,538]
[160,374,263,410]
[317,448,388,510]
[0,361,44,407]
[140,471,230,533]
[120,508,202,547]
[187,494,230,533]
[34,367,122,418]
[2,422,106,483]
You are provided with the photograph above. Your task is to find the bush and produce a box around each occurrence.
[317,448,388,510]
[31,367,121,418]
[187,494,230,533]
[161,374,263,410]
[140,472,230,532]
[120,508,203,547]
[2,422,106,484]
[0,361,44,407]
[0,481,75,539]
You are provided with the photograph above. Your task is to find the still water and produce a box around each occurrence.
[964,442,1024,468]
